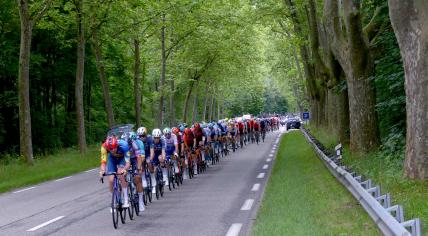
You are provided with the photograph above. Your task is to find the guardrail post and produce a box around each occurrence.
[387,205,405,223]
[360,179,372,189]
[375,193,391,208]
[401,219,421,236]
[367,186,381,198]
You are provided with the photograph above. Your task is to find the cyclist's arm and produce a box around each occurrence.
[150,147,154,161]
[100,145,107,173]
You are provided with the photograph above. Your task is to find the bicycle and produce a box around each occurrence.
[125,168,139,219]
[184,148,194,179]
[100,172,126,229]
[254,130,260,144]
[165,158,176,191]
[142,162,153,205]
[153,163,164,199]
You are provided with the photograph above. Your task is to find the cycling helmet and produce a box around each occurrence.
[183,123,188,128]
[136,127,147,136]
[129,132,137,140]
[179,125,185,132]
[194,123,200,129]
[152,128,162,138]
[208,123,213,128]
[201,123,206,129]
[163,127,171,135]
[172,127,179,134]
[105,136,118,151]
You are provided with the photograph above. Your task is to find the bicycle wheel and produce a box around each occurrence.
[119,205,126,224]
[155,184,160,200]
[168,168,172,191]
[111,189,119,229]
[128,184,135,220]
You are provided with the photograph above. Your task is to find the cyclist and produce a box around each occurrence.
[237,119,245,148]
[163,127,179,186]
[126,132,146,212]
[183,127,196,175]
[99,136,131,208]
[254,119,261,144]
[150,129,166,193]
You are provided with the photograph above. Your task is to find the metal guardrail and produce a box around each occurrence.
[301,128,422,236]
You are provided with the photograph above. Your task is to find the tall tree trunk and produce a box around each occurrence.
[75,0,86,154]
[208,95,214,122]
[337,86,350,145]
[324,0,379,153]
[192,82,199,123]
[182,80,195,123]
[217,100,220,121]
[202,83,209,121]
[134,39,142,128]
[158,14,166,127]
[169,75,175,127]
[389,0,428,179]
[17,0,34,164]
[92,31,115,128]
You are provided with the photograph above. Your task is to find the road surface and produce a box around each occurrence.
[0,130,283,236]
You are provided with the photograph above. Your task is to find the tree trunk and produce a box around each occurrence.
[389,0,428,179]
[192,82,199,123]
[134,39,142,128]
[92,31,115,128]
[208,95,214,122]
[17,0,34,164]
[202,83,209,121]
[182,79,195,123]
[323,0,379,153]
[337,87,350,145]
[169,76,175,127]
[158,14,166,127]
[217,100,220,121]
[75,0,86,154]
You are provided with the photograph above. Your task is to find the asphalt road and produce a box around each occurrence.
[0,129,284,236]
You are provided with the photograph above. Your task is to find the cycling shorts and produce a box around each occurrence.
[107,154,126,173]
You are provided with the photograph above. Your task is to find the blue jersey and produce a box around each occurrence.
[163,134,177,156]
[142,136,153,158]
[135,139,145,157]
[150,139,165,162]
[109,139,131,161]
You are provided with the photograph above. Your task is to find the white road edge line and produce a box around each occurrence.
[266,158,272,162]
[27,216,65,232]
[251,183,260,192]
[225,223,242,236]
[257,173,265,178]
[13,186,36,194]
[85,168,97,173]
[241,199,254,211]
[55,176,72,182]
[263,164,268,169]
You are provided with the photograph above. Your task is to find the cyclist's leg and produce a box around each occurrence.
[116,157,129,207]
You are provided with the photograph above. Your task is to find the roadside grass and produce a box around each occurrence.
[305,125,428,235]
[252,131,379,236]
[0,146,99,193]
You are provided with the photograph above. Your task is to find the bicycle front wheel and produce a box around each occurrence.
[111,190,119,229]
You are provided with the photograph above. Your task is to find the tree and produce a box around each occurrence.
[17,0,52,164]
[388,0,428,179]
[323,0,381,153]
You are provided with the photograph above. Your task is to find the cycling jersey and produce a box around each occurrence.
[163,133,178,157]
[141,136,153,160]
[183,132,195,148]
[238,122,244,134]
[101,139,131,173]
[194,127,204,145]
[203,127,211,144]
[254,122,260,131]
[150,139,165,165]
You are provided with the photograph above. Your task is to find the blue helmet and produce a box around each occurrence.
[129,132,137,140]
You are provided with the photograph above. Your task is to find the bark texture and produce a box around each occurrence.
[134,39,142,128]
[389,0,428,179]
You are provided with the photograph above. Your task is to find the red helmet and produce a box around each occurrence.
[104,136,118,151]
[194,123,200,129]
[184,128,192,135]
[172,127,179,134]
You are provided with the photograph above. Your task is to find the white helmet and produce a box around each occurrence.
[137,127,147,136]
[152,128,162,138]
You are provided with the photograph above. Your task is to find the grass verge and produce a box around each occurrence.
[252,131,379,236]
[0,146,99,193]
[305,125,428,235]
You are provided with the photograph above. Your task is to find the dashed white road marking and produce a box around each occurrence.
[251,183,260,192]
[270,150,275,153]
[55,176,72,182]
[27,216,65,231]
[269,154,273,157]
[226,223,242,236]
[266,158,272,162]
[241,199,254,211]
[263,164,268,169]
[257,173,265,178]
